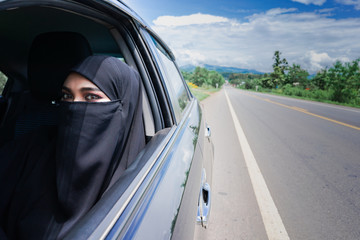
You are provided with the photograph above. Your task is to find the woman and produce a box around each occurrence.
[0,56,145,239]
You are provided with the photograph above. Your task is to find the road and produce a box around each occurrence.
[194,86,360,240]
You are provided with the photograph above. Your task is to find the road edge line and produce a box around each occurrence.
[224,88,290,240]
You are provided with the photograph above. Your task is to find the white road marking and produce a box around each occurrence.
[225,89,290,240]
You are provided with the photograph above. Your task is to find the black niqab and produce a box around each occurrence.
[0,56,145,239]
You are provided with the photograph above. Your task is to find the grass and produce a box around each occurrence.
[187,82,220,101]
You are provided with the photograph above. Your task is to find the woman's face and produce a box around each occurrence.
[62,73,110,102]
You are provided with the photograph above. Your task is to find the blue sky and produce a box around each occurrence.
[122,0,360,73]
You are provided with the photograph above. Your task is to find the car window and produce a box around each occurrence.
[0,71,7,95]
[142,30,190,123]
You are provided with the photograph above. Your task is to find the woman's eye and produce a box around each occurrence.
[85,94,102,101]
[61,92,73,101]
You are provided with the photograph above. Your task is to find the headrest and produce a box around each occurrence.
[28,32,92,101]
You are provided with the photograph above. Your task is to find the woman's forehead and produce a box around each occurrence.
[63,73,99,90]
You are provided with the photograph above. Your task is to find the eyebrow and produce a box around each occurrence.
[62,86,102,92]
[79,87,102,92]
[62,86,72,92]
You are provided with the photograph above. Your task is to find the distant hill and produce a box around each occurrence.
[180,64,264,75]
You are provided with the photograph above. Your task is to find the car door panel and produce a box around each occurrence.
[105,99,202,239]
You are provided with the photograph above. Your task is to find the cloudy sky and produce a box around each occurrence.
[122,0,360,73]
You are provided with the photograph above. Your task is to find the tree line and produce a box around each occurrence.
[230,51,360,106]
[181,66,225,88]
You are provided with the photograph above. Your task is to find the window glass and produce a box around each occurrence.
[144,31,190,122]
[0,71,8,95]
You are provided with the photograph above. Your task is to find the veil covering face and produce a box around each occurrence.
[54,55,146,235]
[0,56,145,239]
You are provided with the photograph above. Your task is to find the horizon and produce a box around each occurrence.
[179,63,266,74]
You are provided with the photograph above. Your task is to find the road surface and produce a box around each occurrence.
[195,86,360,240]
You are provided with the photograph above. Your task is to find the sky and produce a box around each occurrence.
[122,0,360,73]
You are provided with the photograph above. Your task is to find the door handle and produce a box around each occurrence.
[197,182,211,228]
[205,124,211,138]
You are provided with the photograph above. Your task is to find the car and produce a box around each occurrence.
[0,0,213,239]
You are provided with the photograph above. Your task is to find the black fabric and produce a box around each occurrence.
[0,127,57,240]
[0,96,6,123]
[0,32,92,146]
[28,32,92,101]
[0,56,145,239]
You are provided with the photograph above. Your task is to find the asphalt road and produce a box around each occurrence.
[194,86,360,240]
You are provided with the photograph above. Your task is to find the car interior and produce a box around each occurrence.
[0,4,163,141]
[0,2,175,237]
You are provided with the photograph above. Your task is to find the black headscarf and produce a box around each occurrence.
[0,56,145,239]
[54,56,145,235]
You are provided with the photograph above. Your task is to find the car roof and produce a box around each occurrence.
[103,0,146,25]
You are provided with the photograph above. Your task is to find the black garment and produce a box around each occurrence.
[0,56,145,239]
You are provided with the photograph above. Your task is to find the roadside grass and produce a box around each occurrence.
[242,87,360,109]
[187,82,220,101]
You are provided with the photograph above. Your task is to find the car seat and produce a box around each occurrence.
[0,32,92,146]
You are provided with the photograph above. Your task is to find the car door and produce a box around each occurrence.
[113,28,206,239]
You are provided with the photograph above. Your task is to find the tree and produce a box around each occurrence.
[182,67,226,88]
[327,59,360,103]
[229,78,242,86]
[270,51,288,88]
[208,71,225,88]
[285,64,309,87]
[181,70,192,82]
[192,67,208,86]
[312,68,329,90]
[260,76,273,89]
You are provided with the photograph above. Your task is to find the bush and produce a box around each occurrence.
[282,84,293,95]
[311,89,332,100]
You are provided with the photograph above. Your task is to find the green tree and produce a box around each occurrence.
[270,51,288,88]
[181,70,192,82]
[229,78,242,86]
[312,68,329,90]
[260,76,273,89]
[208,71,225,88]
[285,64,309,87]
[327,59,360,103]
[192,67,209,86]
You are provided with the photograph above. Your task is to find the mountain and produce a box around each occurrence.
[180,64,264,75]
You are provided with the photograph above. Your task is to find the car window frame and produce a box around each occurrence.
[140,28,192,125]
[108,28,157,136]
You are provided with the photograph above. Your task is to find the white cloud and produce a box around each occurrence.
[336,0,360,10]
[300,51,337,73]
[153,13,229,27]
[151,9,360,73]
[292,0,327,6]
[265,8,298,16]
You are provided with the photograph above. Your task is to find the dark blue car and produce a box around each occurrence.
[0,0,213,239]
